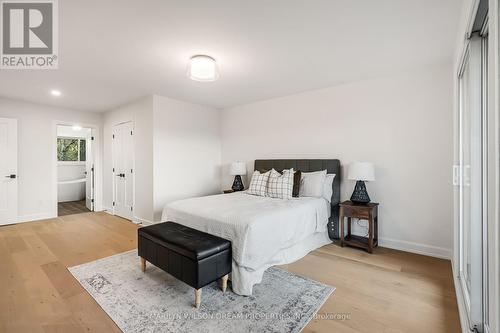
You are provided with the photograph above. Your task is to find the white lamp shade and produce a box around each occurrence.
[230,162,246,176]
[348,162,375,181]
[188,55,219,82]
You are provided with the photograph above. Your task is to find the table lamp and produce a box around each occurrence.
[230,161,246,191]
[348,162,375,204]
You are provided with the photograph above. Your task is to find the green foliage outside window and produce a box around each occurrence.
[57,138,86,162]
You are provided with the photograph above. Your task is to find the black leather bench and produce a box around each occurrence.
[138,222,232,308]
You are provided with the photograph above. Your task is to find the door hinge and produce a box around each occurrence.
[91,199,94,203]
[112,168,115,172]
[112,201,115,206]
[130,169,133,173]
[91,136,94,140]
[130,131,133,135]
[130,206,133,211]
[91,167,94,172]
[112,134,115,139]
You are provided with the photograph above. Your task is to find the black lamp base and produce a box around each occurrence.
[232,175,244,191]
[350,180,371,204]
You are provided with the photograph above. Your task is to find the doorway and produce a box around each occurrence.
[56,125,94,216]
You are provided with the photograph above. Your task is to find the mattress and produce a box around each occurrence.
[161,191,331,295]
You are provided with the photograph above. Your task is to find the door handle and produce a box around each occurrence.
[5,174,16,179]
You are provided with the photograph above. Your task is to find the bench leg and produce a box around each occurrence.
[221,274,228,292]
[140,257,146,272]
[194,289,202,309]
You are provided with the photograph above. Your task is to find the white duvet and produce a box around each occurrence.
[161,191,331,295]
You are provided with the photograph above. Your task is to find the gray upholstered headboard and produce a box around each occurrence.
[254,159,341,240]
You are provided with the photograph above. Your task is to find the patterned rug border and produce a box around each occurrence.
[68,250,335,333]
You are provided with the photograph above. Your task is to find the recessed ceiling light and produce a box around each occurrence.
[72,125,82,131]
[51,89,62,97]
[187,55,219,82]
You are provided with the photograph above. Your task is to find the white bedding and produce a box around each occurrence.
[161,191,331,295]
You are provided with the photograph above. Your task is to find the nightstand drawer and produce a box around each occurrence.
[342,205,370,219]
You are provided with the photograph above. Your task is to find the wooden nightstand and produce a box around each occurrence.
[339,200,379,253]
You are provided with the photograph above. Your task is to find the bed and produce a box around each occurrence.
[162,159,341,295]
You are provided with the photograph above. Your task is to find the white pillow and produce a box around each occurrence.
[267,168,294,200]
[247,170,270,197]
[323,174,336,202]
[299,170,327,198]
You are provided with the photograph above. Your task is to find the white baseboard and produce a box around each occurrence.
[101,206,113,214]
[378,237,452,260]
[133,216,154,225]
[17,212,56,224]
[99,207,153,226]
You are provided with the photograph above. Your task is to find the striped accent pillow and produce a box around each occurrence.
[267,168,294,199]
[247,170,270,197]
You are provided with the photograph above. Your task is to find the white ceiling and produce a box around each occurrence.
[0,0,463,112]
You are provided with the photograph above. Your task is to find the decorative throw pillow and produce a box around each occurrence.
[247,170,271,197]
[292,170,302,197]
[299,170,327,198]
[323,174,336,202]
[267,168,294,199]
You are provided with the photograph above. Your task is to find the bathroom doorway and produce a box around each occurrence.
[56,124,94,216]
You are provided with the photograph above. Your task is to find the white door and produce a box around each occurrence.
[85,131,94,211]
[112,122,133,220]
[0,118,18,225]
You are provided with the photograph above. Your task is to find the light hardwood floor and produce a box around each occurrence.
[0,212,461,333]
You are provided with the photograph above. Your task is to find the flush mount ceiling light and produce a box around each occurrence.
[50,89,62,97]
[187,55,219,82]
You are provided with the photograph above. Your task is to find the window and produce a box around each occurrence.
[57,137,86,162]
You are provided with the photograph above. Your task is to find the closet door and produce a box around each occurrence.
[458,33,486,332]
[112,122,134,220]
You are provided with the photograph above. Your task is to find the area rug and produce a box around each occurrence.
[69,250,334,333]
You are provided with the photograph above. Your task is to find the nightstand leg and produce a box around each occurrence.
[339,207,345,247]
[347,217,352,237]
[368,215,374,253]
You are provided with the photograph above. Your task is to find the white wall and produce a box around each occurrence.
[152,95,221,221]
[102,95,222,223]
[0,97,101,222]
[102,96,154,223]
[221,64,454,258]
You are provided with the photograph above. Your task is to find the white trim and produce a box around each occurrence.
[132,216,153,225]
[17,212,55,224]
[378,237,452,260]
[101,206,113,213]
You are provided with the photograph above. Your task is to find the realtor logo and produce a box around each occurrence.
[1,0,58,69]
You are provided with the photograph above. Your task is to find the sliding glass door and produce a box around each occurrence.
[457,29,488,332]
